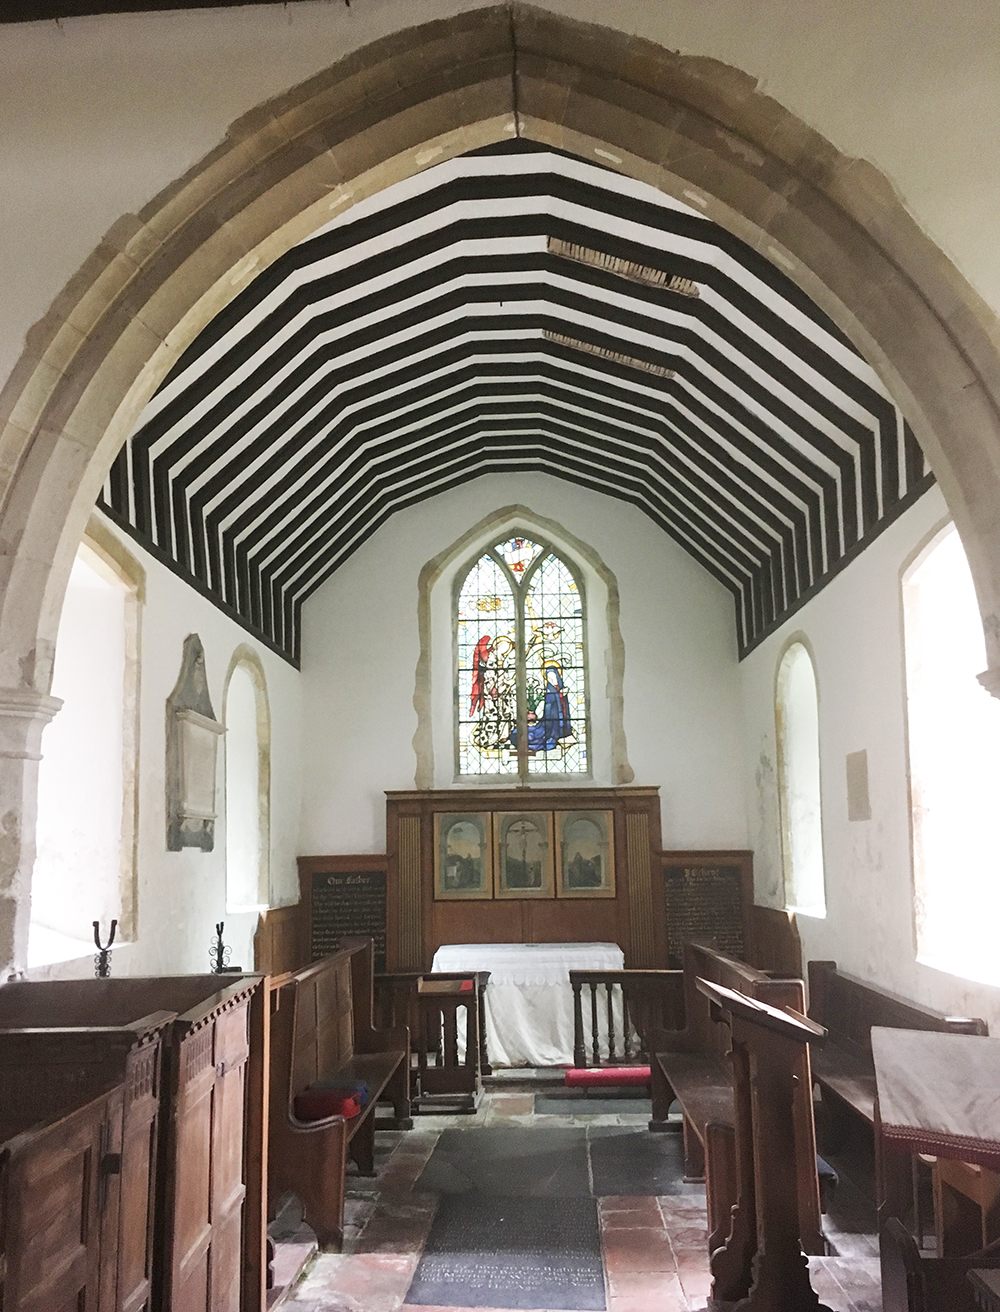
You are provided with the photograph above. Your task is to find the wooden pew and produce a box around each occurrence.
[0,1083,127,1312]
[807,961,987,1157]
[267,937,410,1248]
[0,974,267,1312]
[0,1014,171,1312]
[253,903,306,975]
[649,941,826,1257]
[750,904,802,977]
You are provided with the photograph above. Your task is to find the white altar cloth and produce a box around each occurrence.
[430,941,624,1067]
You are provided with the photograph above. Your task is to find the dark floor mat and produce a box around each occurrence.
[406,1194,606,1310]
[535,1091,649,1116]
[417,1127,592,1197]
[588,1126,688,1196]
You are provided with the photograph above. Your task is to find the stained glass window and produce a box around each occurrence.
[456,536,588,779]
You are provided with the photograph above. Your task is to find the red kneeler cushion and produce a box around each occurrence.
[564,1066,651,1088]
[293,1090,361,1122]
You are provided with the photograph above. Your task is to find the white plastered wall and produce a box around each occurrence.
[28,511,302,979]
[298,473,747,855]
[741,483,1000,1032]
[2,0,1000,395]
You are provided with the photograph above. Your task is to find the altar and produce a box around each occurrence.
[430,941,624,1067]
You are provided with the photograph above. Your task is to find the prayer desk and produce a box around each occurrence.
[695,977,832,1312]
[430,942,624,1066]
[872,1027,1000,1312]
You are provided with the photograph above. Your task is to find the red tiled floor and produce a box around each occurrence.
[280,1089,880,1312]
[602,1225,677,1274]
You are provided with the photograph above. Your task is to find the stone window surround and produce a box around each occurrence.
[222,645,272,913]
[414,504,633,790]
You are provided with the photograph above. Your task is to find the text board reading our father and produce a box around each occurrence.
[307,867,387,971]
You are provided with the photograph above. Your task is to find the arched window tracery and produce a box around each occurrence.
[455,535,589,781]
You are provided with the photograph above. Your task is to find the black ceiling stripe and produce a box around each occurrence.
[107,141,931,661]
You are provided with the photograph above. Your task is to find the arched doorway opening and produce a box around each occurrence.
[3,4,1000,973]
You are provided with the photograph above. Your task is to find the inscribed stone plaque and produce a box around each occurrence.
[308,868,387,970]
[663,857,748,968]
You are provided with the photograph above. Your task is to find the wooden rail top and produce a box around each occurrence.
[808,961,987,1052]
[0,1012,176,1038]
[697,977,826,1044]
[687,939,775,985]
[0,974,261,1029]
[570,969,681,984]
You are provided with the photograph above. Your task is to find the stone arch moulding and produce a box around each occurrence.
[413,504,633,790]
[1,4,1000,970]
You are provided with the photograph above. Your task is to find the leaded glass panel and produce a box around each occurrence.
[523,554,587,775]
[456,554,517,775]
[495,536,544,580]
[455,537,588,780]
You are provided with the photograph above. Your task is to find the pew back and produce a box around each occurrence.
[266,938,410,1249]
[808,961,987,1057]
[0,973,267,1312]
[680,940,781,1054]
[0,1085,125,1312]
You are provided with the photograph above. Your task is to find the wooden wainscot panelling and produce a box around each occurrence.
[385,787,661,969]
[655,850,754,969]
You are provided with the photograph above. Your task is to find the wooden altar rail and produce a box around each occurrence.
[570,969,684,1068]
[375,971,492,1079]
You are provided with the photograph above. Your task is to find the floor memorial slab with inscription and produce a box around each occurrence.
[406,1194,606,1310]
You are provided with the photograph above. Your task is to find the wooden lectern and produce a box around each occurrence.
[695,977,832,1312]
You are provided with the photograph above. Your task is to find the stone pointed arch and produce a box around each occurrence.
[413,504,633,789]
[2,4,1000,970]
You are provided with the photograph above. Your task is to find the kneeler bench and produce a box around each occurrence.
[268,937,411,1249]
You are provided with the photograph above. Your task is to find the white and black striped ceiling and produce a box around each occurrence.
[101,140,931,665]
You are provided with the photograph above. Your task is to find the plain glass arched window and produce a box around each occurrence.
[776,642,826,915]
[31,539,140,966]
[455,535,588,781]
[903,524,1000,985]
[224,660,270,911]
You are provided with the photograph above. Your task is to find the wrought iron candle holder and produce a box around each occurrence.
[210,921,232,974]
[93,918,118,978]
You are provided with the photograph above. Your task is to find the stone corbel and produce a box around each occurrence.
[0,688,63,759]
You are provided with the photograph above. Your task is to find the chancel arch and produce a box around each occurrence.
[2,7,1000,983]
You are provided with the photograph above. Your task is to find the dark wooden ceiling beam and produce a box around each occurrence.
[1,0,346,24]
